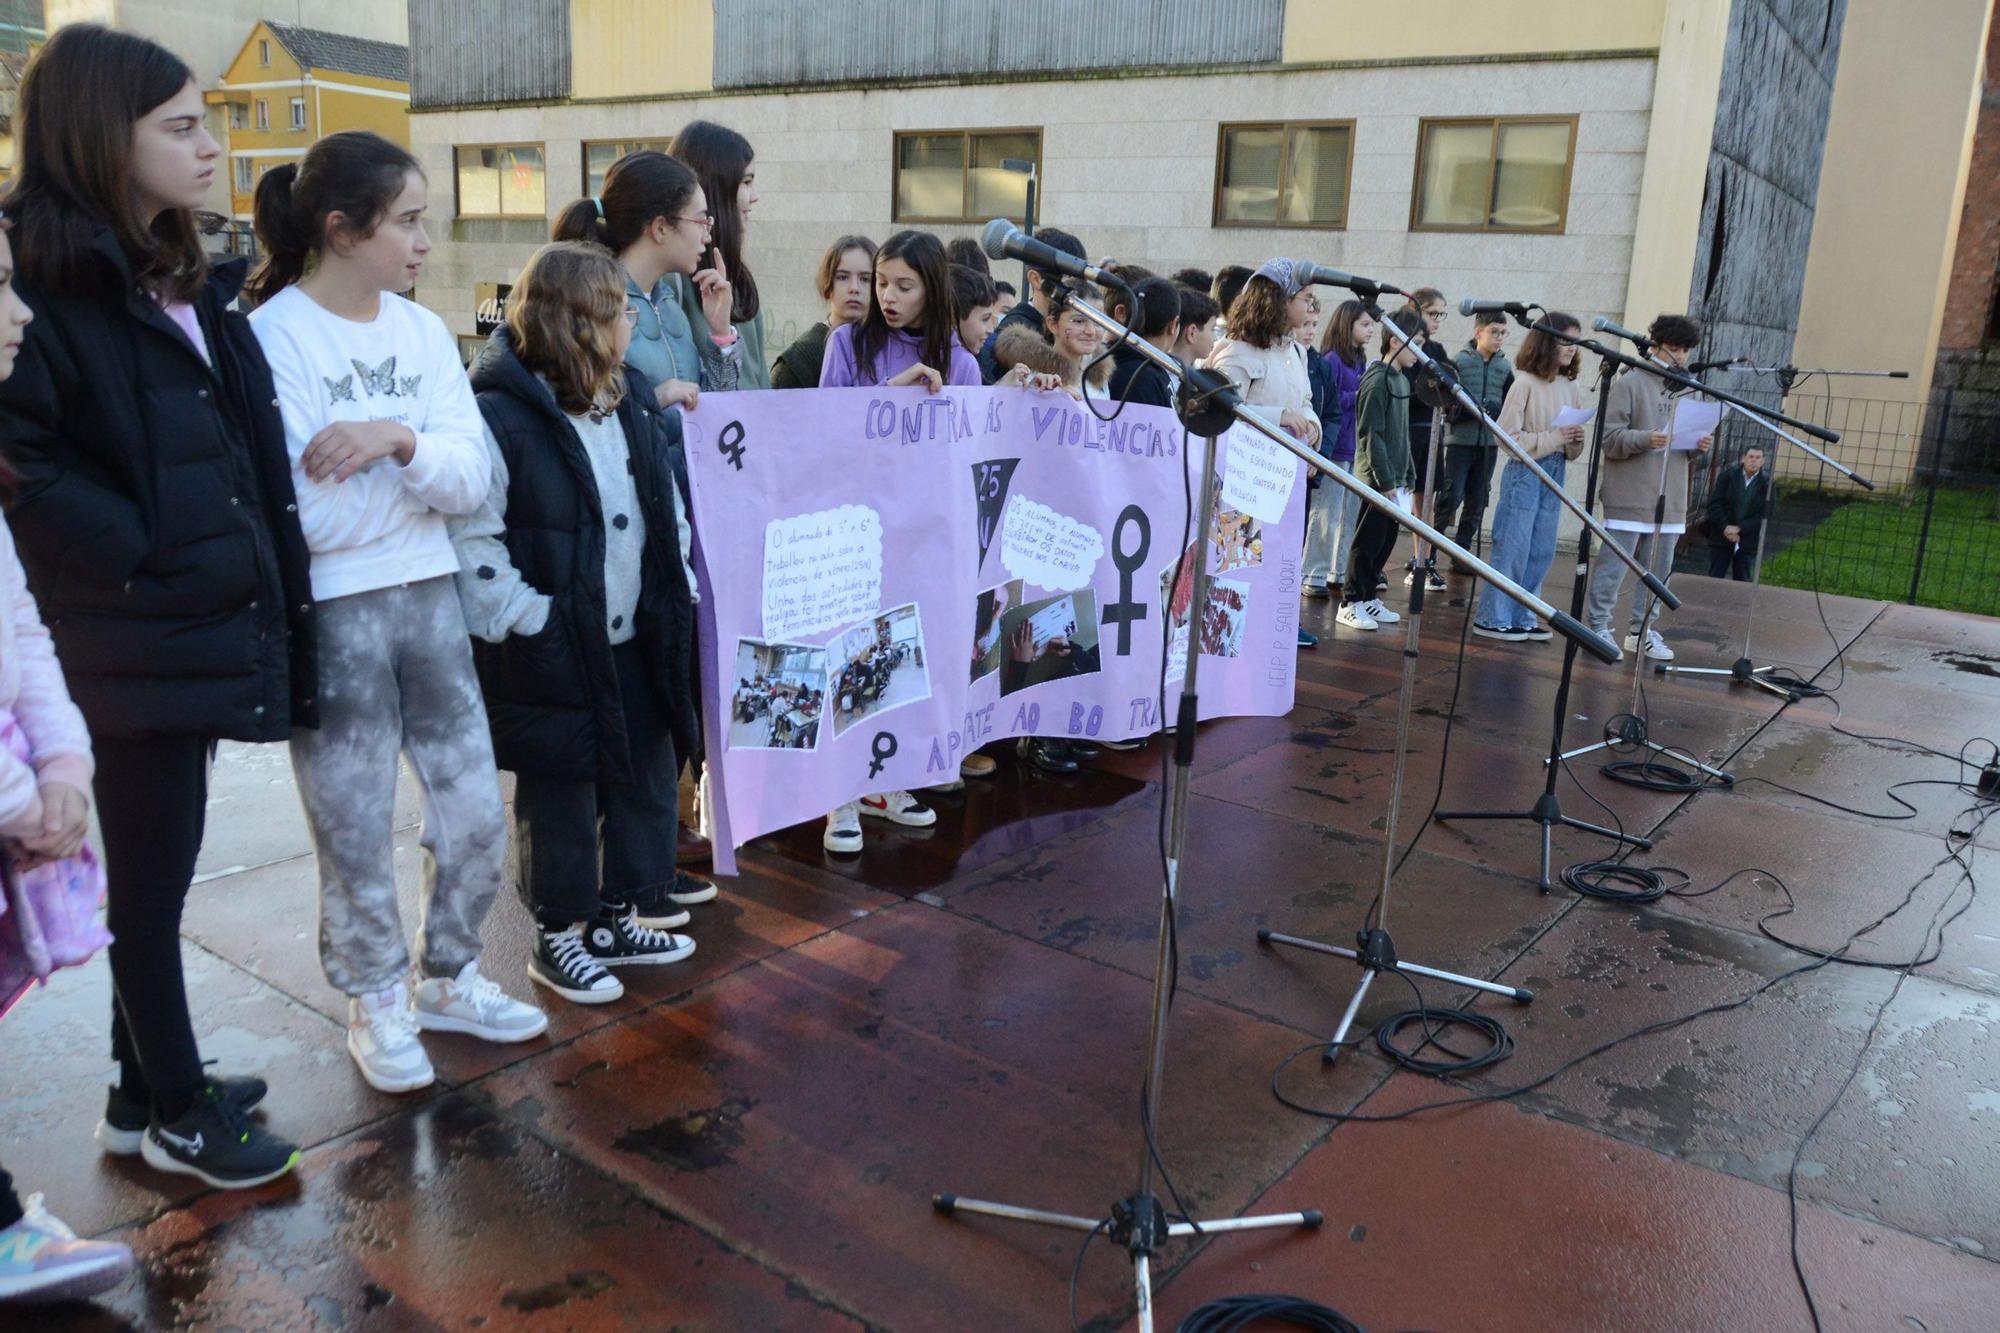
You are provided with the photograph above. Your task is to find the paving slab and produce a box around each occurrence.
[477,902,1333,1332]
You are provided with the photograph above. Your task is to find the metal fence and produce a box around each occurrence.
[1676,391,2000,618]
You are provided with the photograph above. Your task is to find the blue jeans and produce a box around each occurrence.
[1476,455,1566,631]
[1304,458,1362,587]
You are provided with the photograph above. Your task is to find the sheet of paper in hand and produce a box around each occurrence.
[682,388,1307,869]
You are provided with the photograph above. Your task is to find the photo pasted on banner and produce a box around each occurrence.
[683,386,1305,870]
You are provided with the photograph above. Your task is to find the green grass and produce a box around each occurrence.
[1760,486,2000,617]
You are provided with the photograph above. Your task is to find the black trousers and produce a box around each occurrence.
[1435,445,1499,549]
[1344,503,1401,606]
[96,734,215,1108]
[513,640,680,925]
[1707,542,1756,580]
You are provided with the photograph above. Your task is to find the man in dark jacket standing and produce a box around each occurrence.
[1436,311,1513,558]
[1705,444,1770,580]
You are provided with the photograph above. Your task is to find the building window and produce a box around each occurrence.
[234,158,253,192]
[258,38,270,66]
[455,144,548,219]
[1213,121,1353,229]
[228,101,247,130]
[892,129,1041,225]
[1412,116,1577,233]
[582,139,673,198]
[289,97,306,131]
[254,99,269,131]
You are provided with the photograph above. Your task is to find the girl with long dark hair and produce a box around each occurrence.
[554,149,737,407]
[249,130,544,1096]
[1306,299,1377,597]
[0,24,314,1189]
[821,228,979,393]
[1473,313,1588,641]
[668,121,768,387]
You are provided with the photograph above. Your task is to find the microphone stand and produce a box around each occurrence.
[933,280,1619,1332]
[1261,335,1534,1065]
[1436,325,1842,890]
[1658,364,1880,697]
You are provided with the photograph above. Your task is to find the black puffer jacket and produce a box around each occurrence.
[467,333,696,783]
[0,230,316,740]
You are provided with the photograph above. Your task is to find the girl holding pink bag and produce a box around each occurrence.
[0,212,134,1304]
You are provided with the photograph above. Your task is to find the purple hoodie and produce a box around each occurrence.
[1321,348,1364,465]
[819,323,982,389]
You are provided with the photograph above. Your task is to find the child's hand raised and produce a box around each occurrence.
[694,246,734,337]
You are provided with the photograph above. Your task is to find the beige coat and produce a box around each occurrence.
[1497,370,1589,461]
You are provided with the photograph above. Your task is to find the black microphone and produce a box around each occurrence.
[1591,316,1653,348]
[1687,356,1748,374]
[1459,297,1535,317]
[982,219,1125,289]
[1293,261,1404,299]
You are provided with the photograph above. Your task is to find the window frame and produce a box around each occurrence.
[1409,114,1578,235]
[254,99,269,131]
[890,127,1044,226]
[234,157,253,192]
[258,38,270,66]
[579,138,675,198]
[452,141,550,221]
[1211,119,1356,231]
[288,97,306,131]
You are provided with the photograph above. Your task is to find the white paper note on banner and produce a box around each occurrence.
[1554,405,1595,429]
[761,504,883,640]
[1220,422,1298,523]
[1000,494,1105,591]
[1669,398,1722,452]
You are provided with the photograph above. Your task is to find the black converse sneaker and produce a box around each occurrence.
[666,870,718,906]
[139,1081,300,1190]
[586,905,697,967]
[97,1073,267,1156]
[529,923,625,1005]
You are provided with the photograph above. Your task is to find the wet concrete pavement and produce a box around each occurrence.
[9,568,2000,1330]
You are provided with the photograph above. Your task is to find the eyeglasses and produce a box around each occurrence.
[671,211,714,231]
[623,306,641,326]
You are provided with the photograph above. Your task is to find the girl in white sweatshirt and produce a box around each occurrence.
[248,131,545,1096]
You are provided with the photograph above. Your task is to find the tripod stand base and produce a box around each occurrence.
[1435,792,1653,892]
[931,1191,1322,1332]
[1658,656,1799,700]
[1560,736,1734,783]
[1259,928,1533,1062]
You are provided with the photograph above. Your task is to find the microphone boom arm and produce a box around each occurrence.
[1055,288,1622,664]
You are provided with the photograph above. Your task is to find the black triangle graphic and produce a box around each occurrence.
[972,458,1021,571]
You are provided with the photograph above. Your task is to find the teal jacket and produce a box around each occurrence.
[1446,342,1514,447]
[665,273,770,390]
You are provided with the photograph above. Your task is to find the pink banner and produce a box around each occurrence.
[683,387,1306,869]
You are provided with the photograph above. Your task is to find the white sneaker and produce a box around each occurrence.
[861,790,937,827]
[1624,628,1675,661]
[347,982,434,1094]
[414,960,548,1043]
[824,802,864,853]
[1335,603,1379,631]
[1363,598,1401,624]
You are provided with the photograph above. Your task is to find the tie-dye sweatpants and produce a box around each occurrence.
[290,576,507,996]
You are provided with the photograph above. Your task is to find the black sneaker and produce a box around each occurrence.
[529,923,625,1005]
[97,1074,267,1156]
[1017,737,1080,774]
[666,870,718,906]
[139,1082,299,1190]
[586,906,696,968]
